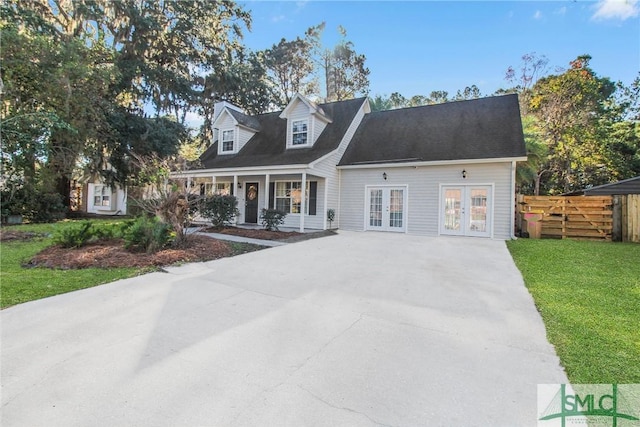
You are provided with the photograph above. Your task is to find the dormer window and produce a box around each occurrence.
[292,120,308,146]
[221,129,234,152]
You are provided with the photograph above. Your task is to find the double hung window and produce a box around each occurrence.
[221,130,234,152]
[291,120,308,146]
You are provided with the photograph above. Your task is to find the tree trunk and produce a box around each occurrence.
[55,174,72,210]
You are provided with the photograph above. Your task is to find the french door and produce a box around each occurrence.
[366,186,407,232]
[440,185,492,237]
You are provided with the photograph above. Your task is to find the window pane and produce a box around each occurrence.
[275,198,290,212]
[222,130,233,140]
[369,189,382,227]
[389,189,403,228]
[292,133,307,145]
[292,120,308,145]
[292,121,307,133]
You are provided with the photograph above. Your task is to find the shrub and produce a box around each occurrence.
[123,215,172,253]
[327,209,336,228]
[53,221,97,248]
[260,208,287,231]
[0,183,66,223]
[199,194,239,228]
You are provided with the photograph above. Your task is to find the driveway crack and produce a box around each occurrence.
[291,314,364,375]
[297,384,394,427]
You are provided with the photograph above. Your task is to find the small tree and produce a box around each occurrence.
[200,194,239,229]
[128,154,200,247]
[260,208,287,231]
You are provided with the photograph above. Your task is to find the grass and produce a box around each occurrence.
[507,238,640,384]
[0,219,145,309]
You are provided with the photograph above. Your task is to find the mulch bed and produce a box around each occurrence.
[203,226,303,241]
[25,235,245,270]
[8,225,335,270]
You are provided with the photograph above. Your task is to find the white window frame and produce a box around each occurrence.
[220,129,235,153]
[291,120,308,146]
[275,181,310,215]
[93,185,111,208]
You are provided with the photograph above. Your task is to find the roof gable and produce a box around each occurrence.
[279,93,331,123]
[199,97,367,169]
[338,94,526,166]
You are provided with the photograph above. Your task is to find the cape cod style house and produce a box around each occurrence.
[174,93,527,239]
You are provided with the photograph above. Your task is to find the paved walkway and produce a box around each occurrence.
[1,232,567,426]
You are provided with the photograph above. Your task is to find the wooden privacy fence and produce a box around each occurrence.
[614,194,640,243]
[518,195,613,240]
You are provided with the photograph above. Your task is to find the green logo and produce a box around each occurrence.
[539,384,640,427]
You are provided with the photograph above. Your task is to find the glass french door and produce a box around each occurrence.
[366,187,406,232]
[441,185,491,237]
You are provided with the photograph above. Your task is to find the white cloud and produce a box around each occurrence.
[592,0,639,20]
[533,10,543,19]
[554,6,567,15]
[271,14,286,23]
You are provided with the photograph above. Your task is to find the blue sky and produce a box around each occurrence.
[239,0,640,98]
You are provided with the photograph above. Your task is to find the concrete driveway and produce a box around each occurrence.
[1,232,567,426]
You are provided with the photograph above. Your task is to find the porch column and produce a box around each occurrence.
[323,178,329,230]
[211,175,216,195]
[300,172,306,232]
[187,176,192,194]
[264,174,270,210]
[233,175,238,197]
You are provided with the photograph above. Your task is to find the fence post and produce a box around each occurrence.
[612,195,622,242]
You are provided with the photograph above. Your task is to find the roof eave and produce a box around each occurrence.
[337,156,528,169]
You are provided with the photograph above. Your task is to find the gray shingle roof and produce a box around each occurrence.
[228,109,261,131]
[338,94,526,166]
[573,176,640,195]
[200,97,367,169]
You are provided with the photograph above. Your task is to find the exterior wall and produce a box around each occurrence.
[286,101,314,148]
[237,127,255,152]
[312,116,327,143]
[338,162,514,239]
[216,111,237,154]
[86,182,128,215]
[207,174,326,230]
[311,102,368,229]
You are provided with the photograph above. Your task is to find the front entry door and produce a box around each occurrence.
[366,186,407,232]
[441,185,491,237]
[244,182,259,223]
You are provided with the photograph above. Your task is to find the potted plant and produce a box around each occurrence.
[327,209,335,229]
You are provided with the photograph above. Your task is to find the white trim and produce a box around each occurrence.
[279,93,332,123]
[364,184,409,233]
[219,128,236,154]
[438,183,495,238]
[171,164,310,179]
[337,157,528,170]
[212,108,238,128]
[264,174,270,211]
[300,172,306,232]
[289,119,310,148]
[323,178,329,230]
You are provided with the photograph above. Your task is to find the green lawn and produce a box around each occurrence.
[507,238,640,384]
[0,219,145,309]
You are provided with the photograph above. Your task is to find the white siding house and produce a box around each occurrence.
[175,93,526,239]
[86,182,127,215]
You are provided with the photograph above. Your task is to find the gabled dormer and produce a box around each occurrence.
[212,102,260,155]
[279,93,333,149]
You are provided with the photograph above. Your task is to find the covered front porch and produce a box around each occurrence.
[173,168,331,232]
